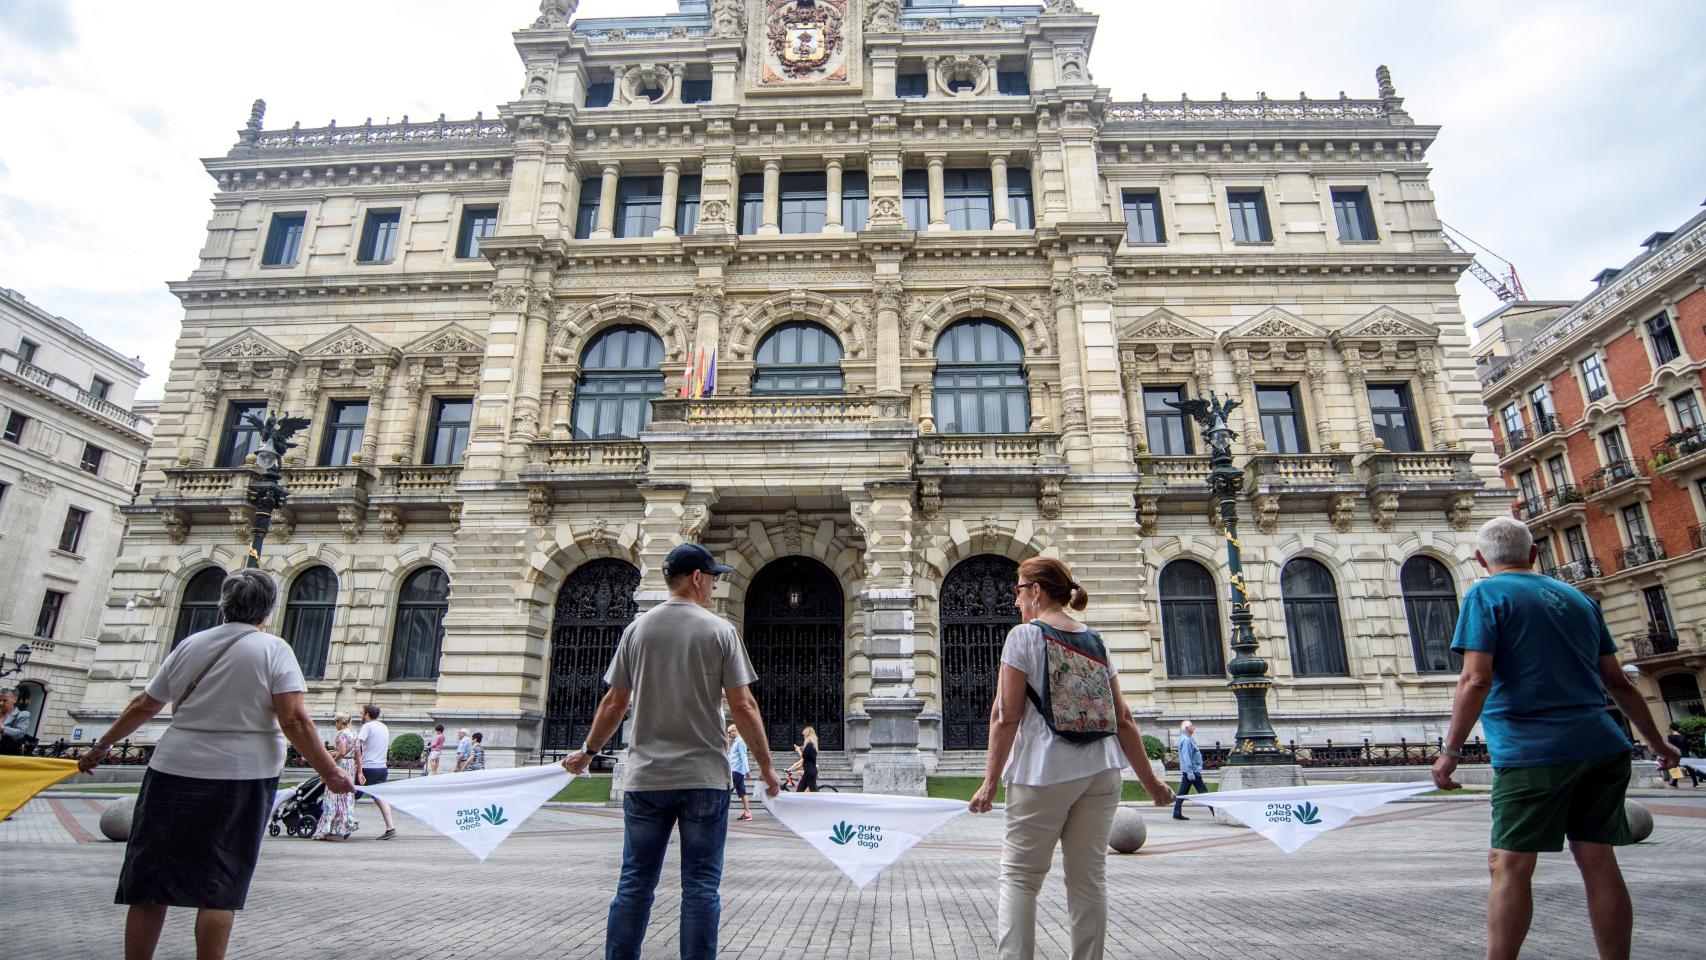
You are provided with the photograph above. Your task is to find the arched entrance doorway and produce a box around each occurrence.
[940,555,1020,750]
[744,556,844,751]
[544,558,640,752]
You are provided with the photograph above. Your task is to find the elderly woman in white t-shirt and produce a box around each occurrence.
[969,556,1175,960]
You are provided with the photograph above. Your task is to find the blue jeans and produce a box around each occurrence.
[606,788,730,960]
[1174,772,1210,816]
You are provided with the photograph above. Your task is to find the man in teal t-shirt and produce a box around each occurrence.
[1434,518,1678,960]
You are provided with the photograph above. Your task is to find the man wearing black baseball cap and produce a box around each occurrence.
[563,542,778,960]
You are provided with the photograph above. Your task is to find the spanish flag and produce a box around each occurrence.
[0,757,80,821]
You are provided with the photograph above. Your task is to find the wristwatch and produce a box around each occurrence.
[1441,745,1462,758]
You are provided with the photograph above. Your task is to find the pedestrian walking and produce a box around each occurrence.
[561,542,780,960]
[75,568,353,960]
[454,727,472,772]
[969,556,1175,960]
[726,724,753,821]
[466,732,486,771]
[1666,722,1699,788]
[353,705,398,840]
[1433,517,1680,960]
[1172,720,1211,820]
[316,713,360,840]
[0,687,31,755]
[788,726,820,793]
[427,723,446,775]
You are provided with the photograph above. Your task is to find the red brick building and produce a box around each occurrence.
[1476,205,1706,728]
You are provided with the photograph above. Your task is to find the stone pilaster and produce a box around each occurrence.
[852,481,926,795]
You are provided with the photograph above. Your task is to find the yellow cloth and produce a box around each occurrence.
[0,756,80,820]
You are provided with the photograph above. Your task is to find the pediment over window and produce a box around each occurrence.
[303,325,400,363]
[1120,308,1214,343]
[1223,307,1329,344]
[404,323,487,357]
[201,329,298,368]
[1334,306,1438,344]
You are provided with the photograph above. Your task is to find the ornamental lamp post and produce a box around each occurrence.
[0,642,30,677]
[241,411,311,569]
[1164,392,1290,768]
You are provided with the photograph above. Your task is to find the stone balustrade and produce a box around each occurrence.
[1106,95,1390,125]
[161,468,248,499]
[649,395,910,432]
[1248,452,1352,486]
[1143,455,1214,486]
[247,114,510,152]
[525,440,649,476]
[377,465,463,496]
[1361,450,1476,484]
[917,433,1059,465]
[1,350,146,431]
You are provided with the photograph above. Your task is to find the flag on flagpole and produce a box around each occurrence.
[689,347,705,399]
[1184,781,1434,853]
[763,792,968,888]
[361,765,573,861]
[703,348,717,398]
[679,352,695,398]
[0,757,80,821]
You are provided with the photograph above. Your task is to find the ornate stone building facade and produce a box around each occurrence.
[77,0,1505,785]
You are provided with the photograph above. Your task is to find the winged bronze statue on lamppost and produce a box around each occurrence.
[240,410,311,569]
[1162,392,1287,766]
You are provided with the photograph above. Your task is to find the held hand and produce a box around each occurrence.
[77,743,110,775]
[322,769,356,795]
[761,765,782,799]
[969,779,999,814]
[1145,781,1176,807]
[1652,742,1682,770]
[1432,754,1460,792]
[357,769,367,787]
[562,750,593,776]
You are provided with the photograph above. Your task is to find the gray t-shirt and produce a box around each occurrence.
[605,599,758,791]
[144,623,306,780]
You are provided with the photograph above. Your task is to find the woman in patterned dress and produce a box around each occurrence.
[315,713,360,840]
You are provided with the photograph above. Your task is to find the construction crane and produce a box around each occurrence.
[1441,222,1528,303]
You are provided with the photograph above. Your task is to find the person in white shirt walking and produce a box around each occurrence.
[353,705,397,840]
[726,724,753,822]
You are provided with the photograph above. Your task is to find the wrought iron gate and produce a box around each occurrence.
[940,555,1020,750]
[744,556,844,751]
[544,558,640,752]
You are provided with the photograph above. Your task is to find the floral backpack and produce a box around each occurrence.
[1023,620,1118,744]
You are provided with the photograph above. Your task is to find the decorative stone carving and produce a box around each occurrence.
[867,0,899,30]
[528,485,554,527]
[17,472,51,496]
[1329,493,1356,533]
[377,505,404,543]
[781,509,803,553]
[935,56,990,97]
[711,0,743,38]
[1037,477,1062,521]
[1372,492,1400,533]
[337,505,365,542]
[534,0,577,28]
[699,198,730,227]
[447,502,463,533]
[1057,45,1089,83]
[406,324,485,357]
[870,195,903,226]
[1071,271,1117,300]
[1136,496,1158,537]
[979,515,1002,553]
[160,507,190,545]
[1446,494,1476,532]
[919,477,941,519]
[270,506,294,544]
[490,283,531,313]
[1254,493,1280,534]
[1044,0,1081,13]
[680,503,709,541]
[226,505,253,544]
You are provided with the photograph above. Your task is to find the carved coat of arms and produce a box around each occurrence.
[760,0,848,84]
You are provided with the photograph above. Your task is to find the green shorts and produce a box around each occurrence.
[1490,750,1632,853]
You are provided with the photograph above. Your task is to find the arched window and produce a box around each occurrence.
[1159,560,1224,678]
[753,322,844,395]
[572,325,666,440]
[1402,556,1461,674]
[283,566,337,680]
[172,567,226,648]
[1282,557,1349,676]
[389,566,449,681]
[1659,674,1702,722]
[933,318,1029,435]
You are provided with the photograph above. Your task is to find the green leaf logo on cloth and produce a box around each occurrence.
[829,821,857,845]
[481,804,509,826]
[1292,802,1322,825]
[362,765,573,862]
[765,792,969,888]
[1184,782,1433,853]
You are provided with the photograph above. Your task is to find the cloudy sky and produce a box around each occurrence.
[1,0,1701,398]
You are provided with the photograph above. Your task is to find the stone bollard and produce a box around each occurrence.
[1625,800,1653,843]
[1108,807,1147,853]
[99,796,137,842]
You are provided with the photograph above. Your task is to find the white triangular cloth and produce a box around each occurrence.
[1186,781,1434,853]
[764,792,968,888]
[362,765,573,861]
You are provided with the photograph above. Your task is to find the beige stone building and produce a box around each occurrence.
[76,0,1506,786]
[1,288,152,743]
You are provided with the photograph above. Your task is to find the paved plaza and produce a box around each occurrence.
[5,792,1704,959]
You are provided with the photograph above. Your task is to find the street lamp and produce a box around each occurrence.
[1165,391,1288,766]
[241,410,311,569]
[0,643,30,677]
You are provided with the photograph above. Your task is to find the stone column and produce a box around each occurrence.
[592,163,620,239]
[657,162,681,238]
[511,283,552,443]
[1305,349,1337,451]
[874,279,904,395]
[1419,347,1458,449]
[1050,278,1088,448]
[853,483,926,795]
[191,381,222,467]
[1342,346,1378,450]
[1232,347,1264,452]
[692,282,725,361]
[759,158,782,235]
[990,155,1014,230]
[550,385,574,441]
[824,158,845,234]
[358,365,390,465]
[397,363,425,463]
[925,154,949,232]
[1193,349,1216,409]
[561,167,583,239]
[1122,356,1147,453]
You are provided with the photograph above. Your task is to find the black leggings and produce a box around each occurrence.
[798,769,818,792]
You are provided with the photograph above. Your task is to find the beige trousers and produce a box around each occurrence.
[998,767,1123,960]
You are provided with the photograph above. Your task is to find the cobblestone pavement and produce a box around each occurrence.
[5,794,1703,959]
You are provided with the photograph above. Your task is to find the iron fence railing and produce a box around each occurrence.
[1165,738,1492,770]
[1691,523,1705,552]
[27,738,154,764]
[1651,425,1706,467]
[1629,629,1681,659]
[1582,460,1641,495]
[1614,537,1666,572]
[1550,557,1603,584]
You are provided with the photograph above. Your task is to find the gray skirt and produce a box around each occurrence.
[116,768,279,910]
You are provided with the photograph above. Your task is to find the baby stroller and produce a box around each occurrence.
[269,775,325,839]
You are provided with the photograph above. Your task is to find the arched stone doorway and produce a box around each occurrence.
[940,555,1020,750]
[544,558,640,752]
[744,556,844,751]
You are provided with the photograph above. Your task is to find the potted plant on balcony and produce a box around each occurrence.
[1650,451,1675,471]
[1679,434,1706,457]
[1557,486,1585,504]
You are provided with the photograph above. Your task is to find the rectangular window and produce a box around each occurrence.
[1580,354,1610,401]
[676,175,702,236]
[1643,585,1674,636]
[1545,454,1569,493]
[779,173,829,235]
[1256,385,1308,454]
[1227,188,1272,242]
[1122,191,1165,244]
[1620,503,1650,543]
[1499,403,1522,437]
[1673,392,1704,432]
[1564,525,1589,563]
[1330,187,1378,241]
[997,70,1031,96]
[3,410,26,444]
[1600,427,1628,466]
[89,376,113,401]
[1645,312,1682,365]
[584,81,614,108]
[34,590,65,639]
[218,401,267,468]
[1368,383,1421,452]
[80,443,105,475]
[455,205,499,259]
[58,506,88,553]
[615,177,664,238]
[841,171,868,232]
[902,169,930,231]
[425,397,473,466]
[896,73,928,98]
[1535,537,1557,575]
[319,400,368,467]
[261,212,305,266]
[738,173,766,235]
[1528,384,1554,424]
[1517,469,1541,504]
[1144,386,1194,456]
[1007,168,1035,230]
[356,209,401,262]
[943,169,994,231]
[680,78,712,104]
[17,339,38,364]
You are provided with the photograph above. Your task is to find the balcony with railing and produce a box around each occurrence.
[916,433,1066,479]
[1493,415,1562,459]
[374,465,463,499]
[648,395,912,434]
[1360,450,1483,503]
[1582,460,1645,501]
[1513,485,1587,527]
[1628,628,1682,661]
[1691,523,1705,553]
[1651,425,1706,477]
[1137,455,1215,499]
[1613,537,1666,572]
[1549,557,1603,584]
[158,467,250,504]
[522,440,650,483]
[1246,452,1358,497]
[0,349,146,433]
